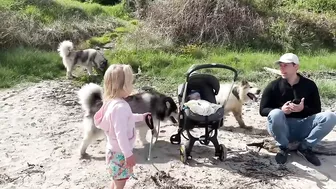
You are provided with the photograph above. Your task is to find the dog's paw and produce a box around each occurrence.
[79,152,90,159]
[67,75,76,80]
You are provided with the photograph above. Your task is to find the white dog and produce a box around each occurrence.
[216,80,261,128]
[77,83,178,158]
[57,40,108,79]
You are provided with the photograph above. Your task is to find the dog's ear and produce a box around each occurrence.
[241,79,248,86]
[164,97,177,111]
[166,101,171,109]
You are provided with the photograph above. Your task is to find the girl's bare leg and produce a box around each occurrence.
[113,179,127,189]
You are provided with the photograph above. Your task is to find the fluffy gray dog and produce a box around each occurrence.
[77,83,178,158]
[57,40,108,79]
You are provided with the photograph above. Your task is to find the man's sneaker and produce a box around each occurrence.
[275,148,289,164]
[297,148,321,166]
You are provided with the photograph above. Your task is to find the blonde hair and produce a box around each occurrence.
[103,64,134,101]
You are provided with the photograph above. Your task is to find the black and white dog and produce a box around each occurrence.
[57,40,108,79]
[77,83,178,158]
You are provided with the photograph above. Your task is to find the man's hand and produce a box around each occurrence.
[281,101,292,114]
[290,98,305,112]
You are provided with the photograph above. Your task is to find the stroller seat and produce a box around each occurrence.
[171,63,237,164]
[183,102,224,123]
[177,73,224,126]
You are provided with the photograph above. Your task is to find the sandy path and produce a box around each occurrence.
[0,79,335,189]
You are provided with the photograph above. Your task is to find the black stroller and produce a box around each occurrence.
[170,63,238,163]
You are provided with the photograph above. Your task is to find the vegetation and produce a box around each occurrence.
[143,0,336,53]
[0,0,129,50]
[0,0,335,100]
[0,47,64,88]
[104,46,336,98]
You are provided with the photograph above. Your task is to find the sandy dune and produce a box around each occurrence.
[1,79,335,189]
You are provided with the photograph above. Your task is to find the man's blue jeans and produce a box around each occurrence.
[267,109,336,150]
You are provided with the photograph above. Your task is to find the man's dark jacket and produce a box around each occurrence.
[259,74,321,118]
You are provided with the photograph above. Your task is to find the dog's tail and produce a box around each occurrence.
[57,40,74,58]
[77,83,103,113]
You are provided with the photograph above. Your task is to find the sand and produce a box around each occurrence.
[1,79,336,189]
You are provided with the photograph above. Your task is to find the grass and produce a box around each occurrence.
[55,0,130,20]
[0,48,64,88]
[1,43,335,100]
[0,0,132,88]
[0,0,130,23]
[79,24,138,48]
[105,46,336,76]
[102,46,336,99]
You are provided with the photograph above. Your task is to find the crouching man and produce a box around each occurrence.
[259,53,336,166]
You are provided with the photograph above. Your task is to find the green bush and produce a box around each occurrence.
[267,13,335,53]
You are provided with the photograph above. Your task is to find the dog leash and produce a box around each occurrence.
[129,113,158,181]
[143,115,172,183]
[145,114,160,161]
[145,114,154,130]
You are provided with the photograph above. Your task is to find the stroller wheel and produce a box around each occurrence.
[218,144,227,161]
[180,145,190,164]
[170,134,181,145]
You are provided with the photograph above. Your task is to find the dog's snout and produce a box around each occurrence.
[100,60,108,71]
[256,89,261,94]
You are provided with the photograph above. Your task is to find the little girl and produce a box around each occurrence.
[93,64,150,189]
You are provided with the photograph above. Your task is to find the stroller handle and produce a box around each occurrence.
[186,63,238,81]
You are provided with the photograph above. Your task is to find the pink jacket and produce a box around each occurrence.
[93,98,144,158]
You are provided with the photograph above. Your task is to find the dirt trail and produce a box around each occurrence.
[1,79,336,189]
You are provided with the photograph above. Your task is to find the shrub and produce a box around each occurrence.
[115,22,174,52]
[267,12,336,52]
[0,10,120,50]
[145,0,265,47]
[142,0,336,52]
[0,0,123,50]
